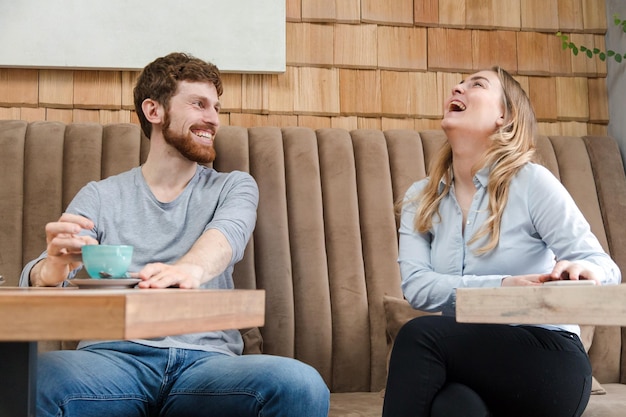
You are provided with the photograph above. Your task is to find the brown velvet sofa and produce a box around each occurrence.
[2,119,626,416]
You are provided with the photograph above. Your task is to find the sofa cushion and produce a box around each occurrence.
[329,392,384,417]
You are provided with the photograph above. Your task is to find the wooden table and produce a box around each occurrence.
[0,287,265,417]
[456,284,626,325]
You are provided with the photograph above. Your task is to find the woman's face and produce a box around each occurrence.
[441,70,506,143]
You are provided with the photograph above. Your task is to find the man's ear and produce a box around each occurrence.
[142,99,163,124]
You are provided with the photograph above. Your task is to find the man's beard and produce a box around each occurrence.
[162,113,216,165]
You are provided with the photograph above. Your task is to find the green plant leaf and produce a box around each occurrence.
[586,49,593,58]
[593,48,600,54]
[600,52,606,61]
[616,55,622,63]
[608,50,616,57]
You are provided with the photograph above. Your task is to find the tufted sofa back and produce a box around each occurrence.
[1,120,625,392]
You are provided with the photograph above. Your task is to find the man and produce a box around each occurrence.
[20,52,330,417]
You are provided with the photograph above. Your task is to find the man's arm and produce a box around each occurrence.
[135,228,233,289]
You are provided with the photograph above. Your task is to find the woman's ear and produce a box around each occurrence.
[142,99,163,124]
[496,115,505,127]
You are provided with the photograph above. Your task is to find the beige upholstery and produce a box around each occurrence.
[1,120,626,416]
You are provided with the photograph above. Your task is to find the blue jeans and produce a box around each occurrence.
[37,341,330,417]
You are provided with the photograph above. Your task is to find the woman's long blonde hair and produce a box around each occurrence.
[409,66,537,255]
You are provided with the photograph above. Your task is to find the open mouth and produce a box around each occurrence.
[448,100,466,112]
[192,129,213,142]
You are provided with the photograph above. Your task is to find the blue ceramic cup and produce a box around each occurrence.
[81,245,134,279]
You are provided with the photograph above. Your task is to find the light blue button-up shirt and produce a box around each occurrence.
[398,162,620,334]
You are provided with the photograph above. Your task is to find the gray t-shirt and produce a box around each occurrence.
[20,165,258,356]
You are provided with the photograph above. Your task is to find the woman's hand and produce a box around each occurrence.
[501,260,601,287]
[501,274,544,286]
[538,260,601,285]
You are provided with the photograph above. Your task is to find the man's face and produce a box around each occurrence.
[162,80,221,164]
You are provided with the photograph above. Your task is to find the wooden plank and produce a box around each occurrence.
[20,108,46,122]
[556,76,589,121]
[582,0,607,33]
[0,289,265,341]
[587,123,607,136]
[528,76,557,121]
[121,71,139,110]
[517,32,570,75]
[269,67,296,113]
[221,73,243,112]
[471,30,518,73]
[297,115,332,129]
[588,77,609,123]
[287,22,334,67]
[330,116,358,130]
[381,70,411,116]
[72,109,100,123]
[241,74,271,113]
[294,67,340,115]
[456,285,626,325]
[377,26,427,71]
[0,69,38,107]
[302,0,336,22]
[381,117,415,130]
[336,0,360,23]
[46,108,73,124]
[560,120,589,136]
[0,107,21,120]
[361,0,413,25]
[73,70,122,109]
[286,0,301,22]
[99,110,132,125]
[491,0,521,29]
[520,0,559,31]
[415,118,444,130]
[357,117,382,130]
[339,69,381,116]
[439,0,466,28]
[557,0,584,31]
[414,0,438,26]
[427,28,473,72]
[39,70,73,108]
[466,0,519,30]
[124,290,265,338]
[334,24,378,68]
[409,71,440,118]
[569,33,598,76]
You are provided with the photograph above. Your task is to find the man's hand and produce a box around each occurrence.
[134,262,204,289]
[31,213,98,286]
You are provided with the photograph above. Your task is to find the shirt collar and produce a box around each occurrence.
[438,165,491,191]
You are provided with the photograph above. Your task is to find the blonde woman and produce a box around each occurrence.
[382,67,620,417]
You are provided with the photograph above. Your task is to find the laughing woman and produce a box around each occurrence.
[382,66,620,417]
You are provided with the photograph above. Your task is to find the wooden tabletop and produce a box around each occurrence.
[456,284,626,326]
[0,288,265,341]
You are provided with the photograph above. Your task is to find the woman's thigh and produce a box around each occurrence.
[387,316,591,417]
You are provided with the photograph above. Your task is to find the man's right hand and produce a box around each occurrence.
[30,213,98,287]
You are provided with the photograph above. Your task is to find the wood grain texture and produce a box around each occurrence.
[0,288,265,341]
[456,285,626,325]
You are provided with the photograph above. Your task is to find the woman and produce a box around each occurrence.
[382,66,620,417]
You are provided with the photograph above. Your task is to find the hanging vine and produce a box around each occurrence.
[557,14,626,63]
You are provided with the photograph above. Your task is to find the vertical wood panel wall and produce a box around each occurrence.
[0,0,609,136]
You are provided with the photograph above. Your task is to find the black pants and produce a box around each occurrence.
[382,316,592,417]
